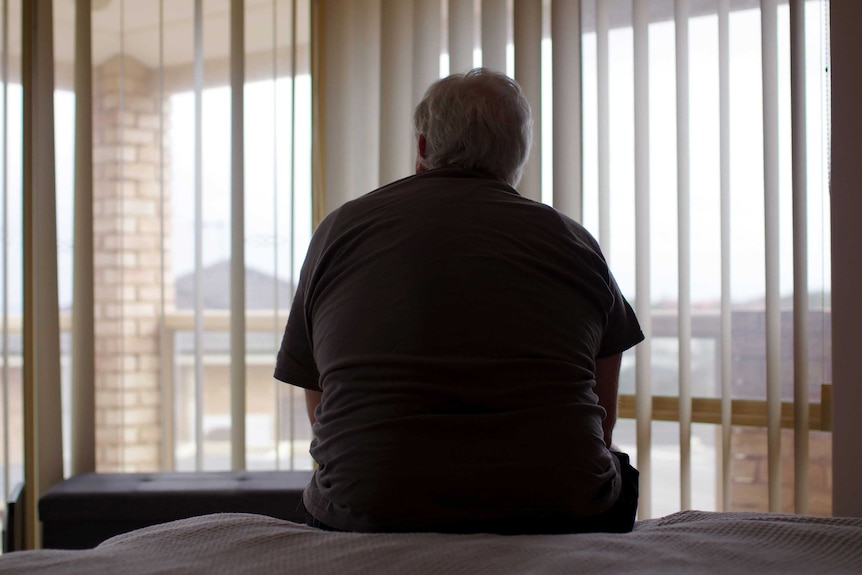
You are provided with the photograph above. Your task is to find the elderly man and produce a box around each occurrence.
[275,68,643,535]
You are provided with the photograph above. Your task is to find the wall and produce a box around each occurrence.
[830,0,862,517]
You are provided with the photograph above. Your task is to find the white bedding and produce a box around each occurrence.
[2,510,862,574]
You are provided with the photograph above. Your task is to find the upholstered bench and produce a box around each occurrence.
[38,470,312,549]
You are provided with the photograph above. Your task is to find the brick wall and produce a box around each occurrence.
[728,309,832,515]
[93,55,173,472]
[730,428,832,515]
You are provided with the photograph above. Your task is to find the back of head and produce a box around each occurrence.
[413,68,532,188]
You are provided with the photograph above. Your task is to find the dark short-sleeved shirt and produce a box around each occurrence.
[274,168,643,533]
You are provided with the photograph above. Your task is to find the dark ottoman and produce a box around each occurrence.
[39,470,312,549]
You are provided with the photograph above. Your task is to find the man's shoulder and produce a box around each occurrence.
[337,172,426,209]
[362,168,493,196]
[548,210,603,253]
[336,169,499,212]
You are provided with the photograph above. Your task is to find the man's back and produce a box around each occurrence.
[275,168,642,533]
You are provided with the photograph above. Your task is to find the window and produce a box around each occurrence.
[0,0,315,523]
[0,0,838,543]
[314,0,832,517]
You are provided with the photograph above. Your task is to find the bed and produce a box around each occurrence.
[1,509,861,574]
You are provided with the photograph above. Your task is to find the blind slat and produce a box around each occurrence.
[718,0,732,512]
[449,0,474,74]
[194,0,205,472]
[272,0,282,471]
[380,0,414,185]
[287,0,300,470]
[158,0,175,472]
[481,0,507,73]
[23,0,64,547]
[633,0,653,520]
[71,0,96,476]
[230,0,247,471]
[789,0,809,514]
[513,0,541,201]
[761,0,782,513]
[675,0,692,512]
[551,0,582,220]
[413,0,441,104]
[596,0,610,251]
[1,0,9,499]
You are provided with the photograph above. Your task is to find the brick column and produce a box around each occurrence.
[93,55,173,472]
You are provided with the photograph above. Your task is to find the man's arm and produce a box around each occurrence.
[595,353,622,449]
[305,389,322,426]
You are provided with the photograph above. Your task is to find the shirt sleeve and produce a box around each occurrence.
[273,213,338,391]
[273,280,322,391]
[597,270,645,358]
[558,213,645,359]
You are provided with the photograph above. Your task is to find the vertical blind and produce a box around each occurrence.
[0,0,842,550]
[22,0,64,549]
[314,0,833,520]
[3,0,314,548]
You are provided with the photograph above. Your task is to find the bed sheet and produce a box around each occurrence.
[1,510,861,574]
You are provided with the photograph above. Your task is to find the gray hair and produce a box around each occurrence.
[413,68,532,188]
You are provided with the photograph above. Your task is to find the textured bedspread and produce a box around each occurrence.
[2,510,862,574]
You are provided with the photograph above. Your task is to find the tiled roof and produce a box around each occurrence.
[174,260,295,310]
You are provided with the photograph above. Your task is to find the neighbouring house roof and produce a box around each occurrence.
[174,260,295,311]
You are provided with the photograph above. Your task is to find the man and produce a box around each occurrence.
[275,68,644,535]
